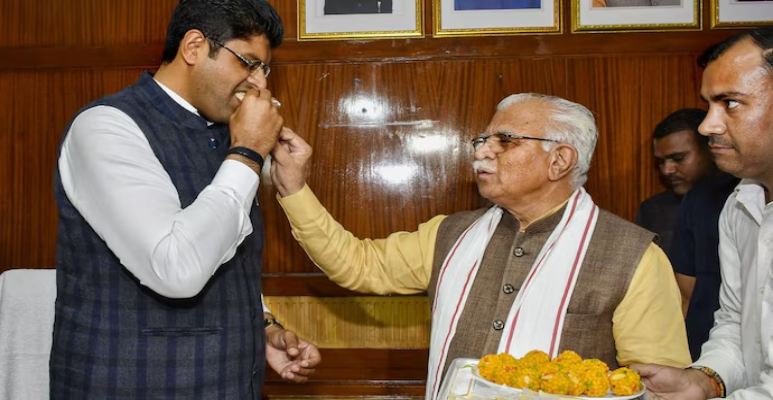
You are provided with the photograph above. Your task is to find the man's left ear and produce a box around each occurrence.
[548,144,578,182]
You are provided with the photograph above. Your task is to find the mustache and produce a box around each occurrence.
[472,160,495,173]
[709,137,734,148]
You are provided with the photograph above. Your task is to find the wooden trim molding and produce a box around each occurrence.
[264,348,428,381]
[263,296,430,349]
[263,349,428,398]
[0,30,737,71]
[262,274,369,297]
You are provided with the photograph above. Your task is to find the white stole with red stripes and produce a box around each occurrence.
[426,188,599,400]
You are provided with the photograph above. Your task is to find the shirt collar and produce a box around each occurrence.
[735,179,766,224]
[153,78,214,127]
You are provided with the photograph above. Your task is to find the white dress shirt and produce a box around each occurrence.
[59,79,269,308]
[695,179,773,398]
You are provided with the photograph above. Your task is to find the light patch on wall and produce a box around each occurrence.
[340,94,384,124]
[374,163,418,185]
[408,133,453,155]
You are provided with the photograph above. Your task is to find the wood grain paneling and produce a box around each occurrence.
[567,55,705,218]
[0,0,177,47]
[263,348,428,397]
[264,296,430,348]
[0,69,146,270]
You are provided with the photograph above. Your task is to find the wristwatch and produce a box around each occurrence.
[264,315,284,330]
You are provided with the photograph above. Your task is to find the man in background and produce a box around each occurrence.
[635,108,717,256]
[670,172,739,360]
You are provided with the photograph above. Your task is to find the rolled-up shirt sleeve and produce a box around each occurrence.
[693,206,747,394]
[59,105,259,299]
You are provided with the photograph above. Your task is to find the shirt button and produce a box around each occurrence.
[493,320,505,330]
[757,336,762,344]
[252,367,258,377]
[761,287,765,295]
[514,247,525,257]
[503,284,515,294]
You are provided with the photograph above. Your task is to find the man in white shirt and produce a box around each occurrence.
[49,1,319,398]
[631,25,773,399]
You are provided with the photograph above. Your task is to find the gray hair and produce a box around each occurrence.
[497,93,598,188]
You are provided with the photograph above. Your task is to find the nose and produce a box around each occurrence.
[473,140,495,161]
[661,159,677,176]
[246,69,268,90]
[698,106,726,137]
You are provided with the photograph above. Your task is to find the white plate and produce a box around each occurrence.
[439,358,646,400]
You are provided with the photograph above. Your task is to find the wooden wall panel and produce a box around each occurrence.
[0,0,176,47]
[568,55,705,218]
[0,69,146,269]
[263,296,430,348]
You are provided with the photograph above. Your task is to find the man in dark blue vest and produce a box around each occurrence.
[50,0,320,398]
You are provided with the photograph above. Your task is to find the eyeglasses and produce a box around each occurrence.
[209,39,271,78]
[471,132,560,153]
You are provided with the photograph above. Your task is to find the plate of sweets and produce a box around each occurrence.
[440,350,645,400]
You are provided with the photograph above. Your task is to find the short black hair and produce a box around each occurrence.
[161,0,284,63]
[698,25,773,69]
[653,108,709,150]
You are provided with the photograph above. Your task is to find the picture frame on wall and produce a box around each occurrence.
[710,0,773,29]
[572,0,701,32]
[433,0,562,37]
[298,0,423,40]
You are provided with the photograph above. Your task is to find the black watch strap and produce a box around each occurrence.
[228,146,264,169]
[264,316,284,330]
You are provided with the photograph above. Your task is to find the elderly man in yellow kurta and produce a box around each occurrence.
[269,93,691,400]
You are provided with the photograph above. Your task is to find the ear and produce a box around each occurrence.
[178,30,208,66]
[547,144,578,182]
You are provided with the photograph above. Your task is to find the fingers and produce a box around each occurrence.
[280,370,312,383]
[298,341,322,368]
[239,88,273,106]
[278,127,312,154]
[280,363,316,383]
[282,330,300,358]
[271,135,291,163]
[272,127,311,165]
[628,363,656,378]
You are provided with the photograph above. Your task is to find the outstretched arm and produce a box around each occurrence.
[271,128,443,295]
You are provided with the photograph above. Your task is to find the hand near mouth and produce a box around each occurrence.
[228,88,284,166]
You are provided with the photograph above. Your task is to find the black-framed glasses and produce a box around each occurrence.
[209,39,271,78]
[471,132,560,153]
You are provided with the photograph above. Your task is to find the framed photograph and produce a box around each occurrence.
[433,0,562,37]
[711,0,773,29]
[299,0,423,40]
[572,0,701,32]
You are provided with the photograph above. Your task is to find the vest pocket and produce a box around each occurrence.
[141,327,223,337]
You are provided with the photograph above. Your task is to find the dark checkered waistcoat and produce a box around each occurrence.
[51,72,266,400]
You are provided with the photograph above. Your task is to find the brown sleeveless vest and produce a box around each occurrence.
[427,205,655,378]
